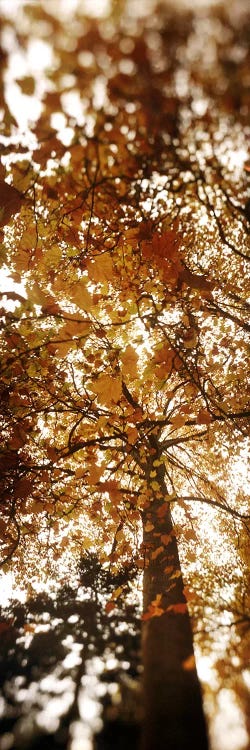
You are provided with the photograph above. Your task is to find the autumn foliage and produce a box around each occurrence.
[0,0,249,748]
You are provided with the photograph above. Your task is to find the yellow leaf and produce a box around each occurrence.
[113,586,123,599]
[115,530,124,542]
[70,281,93,311]
[184,529,197,541]
[87,253,113,283]
[58,318,91,339]
[151,481,161,492]
[19,228,37,252]
[81,536,92,550]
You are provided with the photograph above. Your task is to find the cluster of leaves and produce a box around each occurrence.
[0,0,249,574]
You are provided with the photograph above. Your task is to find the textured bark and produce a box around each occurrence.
[140,486,209,750]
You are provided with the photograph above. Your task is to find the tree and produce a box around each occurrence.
[0,1,249,748]
[0,555,142,750]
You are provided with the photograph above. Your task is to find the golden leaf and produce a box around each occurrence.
[170,414,187,429]
[70,281,93,311]
[120,345,138,378]
[113,586,123,599]
[75,467,86,479]
[86,253,113,283]
[88,463,104,484]
[126,426,139,444]
[91,374,122,405]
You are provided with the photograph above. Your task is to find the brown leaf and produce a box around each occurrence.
[196,409,212,425]
[0,181,23,226]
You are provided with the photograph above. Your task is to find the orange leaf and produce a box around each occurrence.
[126,426,139,444]
[157,503,168,518]
[142,595,165,621]
[196,409,212,425]
[75,467,86,479]
[100,480,120,502]
[182,654,196,671]
[167,603,187,614]
[151,593,162,606]
[161,534,172,545]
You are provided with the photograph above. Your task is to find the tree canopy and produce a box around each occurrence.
[0,1,249,748]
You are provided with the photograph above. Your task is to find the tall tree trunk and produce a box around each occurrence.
[140,486,209,750]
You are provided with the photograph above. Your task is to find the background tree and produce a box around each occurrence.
[0,554,141,749]
[0,0,249,748]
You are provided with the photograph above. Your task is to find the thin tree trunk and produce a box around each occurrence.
[140,486,209,750]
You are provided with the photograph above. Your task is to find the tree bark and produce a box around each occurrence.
[140,487,209,750]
